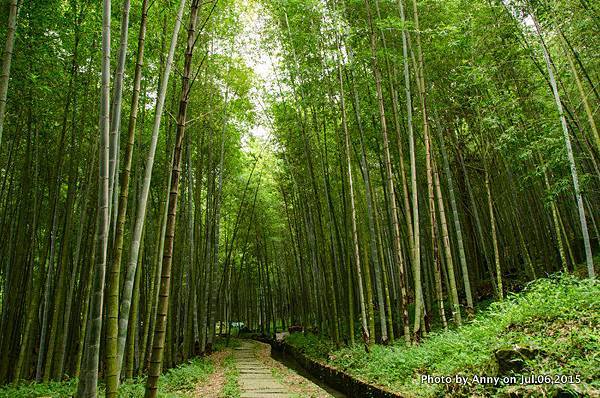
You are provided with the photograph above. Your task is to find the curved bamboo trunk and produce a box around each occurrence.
[118,0,187,387]
[533,15,595,279]
[145,1,201,396]
[558,31,600,155]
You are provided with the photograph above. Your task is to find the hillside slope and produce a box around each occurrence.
[286,275,599,397]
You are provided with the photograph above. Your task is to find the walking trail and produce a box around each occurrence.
[194,339,336,398]
[235,340,290,397]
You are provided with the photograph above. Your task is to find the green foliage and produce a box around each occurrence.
[214,336,242,352]
[116,379,146,398]
[285,332,336,360]
[0,379,78,398]
[222,355,241,398]
[0,357,214,398]
[158,357,215,394]
[286,275,600,397]
[119,357,215,397]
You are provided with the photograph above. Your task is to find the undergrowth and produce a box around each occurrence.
[214,336,242,352]
[0,356,214,398]
[286,274,599,397]
[158,356,214,395]
[0,379,79,398]
[221,354,240,398]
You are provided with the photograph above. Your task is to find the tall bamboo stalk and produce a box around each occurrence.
[76,0,110,394]
[532,15,595,279]
[0,0,18,146]
[145,1,202,396]
[119,0,187,387]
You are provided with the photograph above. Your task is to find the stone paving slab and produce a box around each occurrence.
[233,341,292,398]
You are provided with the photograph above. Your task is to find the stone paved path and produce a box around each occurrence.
[234,340,292,398]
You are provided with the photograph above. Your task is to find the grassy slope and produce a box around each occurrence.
[286,275,599,397]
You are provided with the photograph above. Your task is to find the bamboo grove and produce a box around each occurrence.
[255,0,599,346]
[0,0,598,396]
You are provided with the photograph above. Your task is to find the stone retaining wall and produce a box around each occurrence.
[257,336,404,398]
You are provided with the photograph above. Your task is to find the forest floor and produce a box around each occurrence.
[0,339,228,398]
[1,276,597,398]
[0,352,216,398]
[283,274,600,398]
[0,338,336,398]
